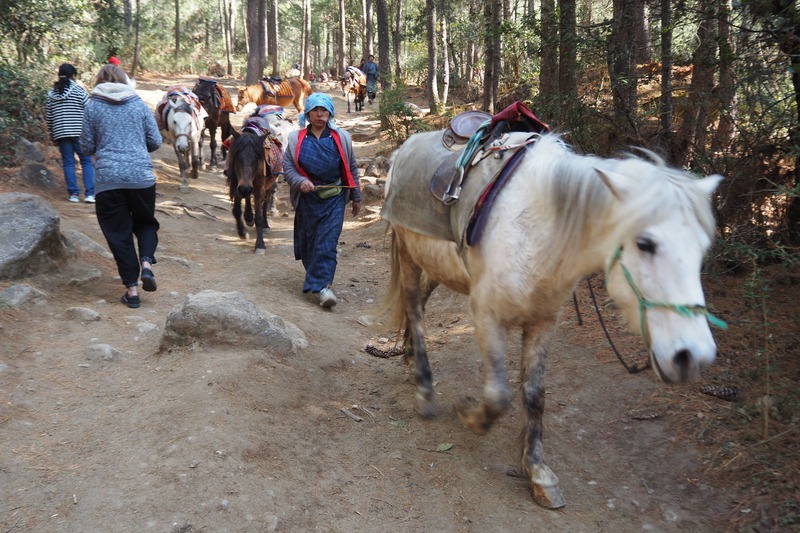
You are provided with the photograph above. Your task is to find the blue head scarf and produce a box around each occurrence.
[299,92,338,130]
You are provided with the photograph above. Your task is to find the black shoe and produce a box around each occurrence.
[121,293,141,308]
[141,268,157,292]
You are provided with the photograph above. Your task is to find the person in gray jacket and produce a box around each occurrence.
[81,64,162,309]
[46,63,96,203]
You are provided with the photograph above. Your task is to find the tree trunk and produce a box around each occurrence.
[269,0,278,75]
[483,0,501,113]
[393,0,403,81]
[608,0,637,139]
[440,0,449,106]
[672,3,716,167]
[366,0,374,57]
[123,0,133,30]
[131,0,141,76]
[376,0,391,87]
[712,0,737,155]
[174,0,180,62]
[246,0,260,83]
[558,0,577,125]
[539,0,558,115]
[658,0,673,145]
[303,0,311,77]
[426,0,441,113]
[466,0,478,85]
[633,0,650,64]
[259,0,267,75]
[338,0,347,77]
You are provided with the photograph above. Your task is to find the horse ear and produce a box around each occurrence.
[696,174,723,197]
[595,169,628,201]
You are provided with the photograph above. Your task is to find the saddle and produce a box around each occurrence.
[196,77,236,113]
[260,79,293,98]
[430,101,549,205]
[441,110,492,150]
[155,87,207,131]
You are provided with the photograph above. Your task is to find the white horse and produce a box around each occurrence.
[163,98,203,193]
[381,130,725,509]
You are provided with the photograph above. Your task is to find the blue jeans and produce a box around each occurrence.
[58,137,95,196]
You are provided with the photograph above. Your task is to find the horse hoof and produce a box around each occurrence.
[528,465,566,509]
[454,395,491,435]
[245,220,255,227]
[180,187,189,193]
[254,248,266,255]
[416,392,436,419]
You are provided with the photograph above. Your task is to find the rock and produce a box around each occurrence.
[365,156,390,178]
[137,322,159,334]
[15,138,45,163]
[0,193,69,280]
[0,283,48,308]
[63,229,113,259]
[160,290,307,354]
[208,61,226,77]
[404,102,424,117]
[68,268,103,287]
[361,183,383,203]
[20,164,59,190]
[66,307,101,322]
[85,343,121,361]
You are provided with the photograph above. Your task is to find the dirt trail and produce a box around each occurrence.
[0,75,731,532]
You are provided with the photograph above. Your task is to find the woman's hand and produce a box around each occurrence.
[299,179,315,194]
[351,200,362,217]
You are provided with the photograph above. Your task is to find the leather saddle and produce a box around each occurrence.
[442,110,491,150]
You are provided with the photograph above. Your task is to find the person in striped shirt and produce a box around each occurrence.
[46,64,96,203]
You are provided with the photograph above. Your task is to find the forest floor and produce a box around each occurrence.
[0,74,797,533]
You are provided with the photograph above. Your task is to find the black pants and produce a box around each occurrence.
[95,187,159,288]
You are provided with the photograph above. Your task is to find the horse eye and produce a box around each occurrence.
[636,237,656,254]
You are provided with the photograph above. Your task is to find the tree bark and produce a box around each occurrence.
[269,0,278,75]
[712,0,737,155]
[246,0,260,83]
[338,0,347,77]
[131,0,141,76]
[539,0,558,115]
[376,0,391,87]
[426,0,441,113]
[608,0,637,138]
[174,0,180,61]
[558,0,577,124]
[483,0,501,113]
[366,0,374,57]
[440,0,449,106]
[658,0,673,145]
[393,0,402,81]
[303,0,311,77]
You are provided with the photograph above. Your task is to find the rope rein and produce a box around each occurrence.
[605,247,728,351]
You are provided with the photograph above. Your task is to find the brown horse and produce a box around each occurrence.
[340,68,367,113]
[236,77,312,114]
[192,77,235,166]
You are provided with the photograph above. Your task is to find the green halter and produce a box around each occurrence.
[605,247,727,348]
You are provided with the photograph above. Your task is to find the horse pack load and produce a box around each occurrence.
[381,102,725,509]
[155,86,206,192]
[236,77,313,114]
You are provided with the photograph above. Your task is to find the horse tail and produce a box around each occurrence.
[379,227,408,336]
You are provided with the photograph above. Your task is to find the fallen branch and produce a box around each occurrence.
[340,408,363,422]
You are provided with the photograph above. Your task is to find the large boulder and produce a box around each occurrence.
[160,290,307,355]
[0,193,69,280]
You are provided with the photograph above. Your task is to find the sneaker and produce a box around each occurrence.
[140,268,157,292]
[319,287,337,308]
[84,195,96,204]
[68,194,80,203]
[121,293,141,309]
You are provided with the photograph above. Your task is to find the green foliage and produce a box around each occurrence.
[0,62,50,165]
[378,84,423,142]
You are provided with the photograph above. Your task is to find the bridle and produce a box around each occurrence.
[605,246,727,351]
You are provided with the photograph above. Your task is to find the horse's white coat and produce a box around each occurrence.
[164,99,202,192]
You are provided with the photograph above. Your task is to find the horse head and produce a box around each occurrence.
[595,162,724,384]
[236,87,250,111]
[193,80,218,118]
[228,132,268,199]
[166,100,196,153]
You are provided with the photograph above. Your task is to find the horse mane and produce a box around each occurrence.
[226,132,267,197]
[516,134,716,277]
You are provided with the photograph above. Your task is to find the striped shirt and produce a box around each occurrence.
[46,81,89,141]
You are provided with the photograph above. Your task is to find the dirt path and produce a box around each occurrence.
[0,76,731,532]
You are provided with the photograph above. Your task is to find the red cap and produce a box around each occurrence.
[108,56,121,65]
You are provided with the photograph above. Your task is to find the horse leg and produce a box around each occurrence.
[402,272,439,365]
[253,188,266,254]
[395,234,436,418]
[454,308,512,435]
[232,196,246,239]
[267,181,278,217]
[519,321,566,509]
[244,196,254,227]
[191,139,200,180]
[177,148,189,193]
[220,119,231,162]
[209,125,219,166]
